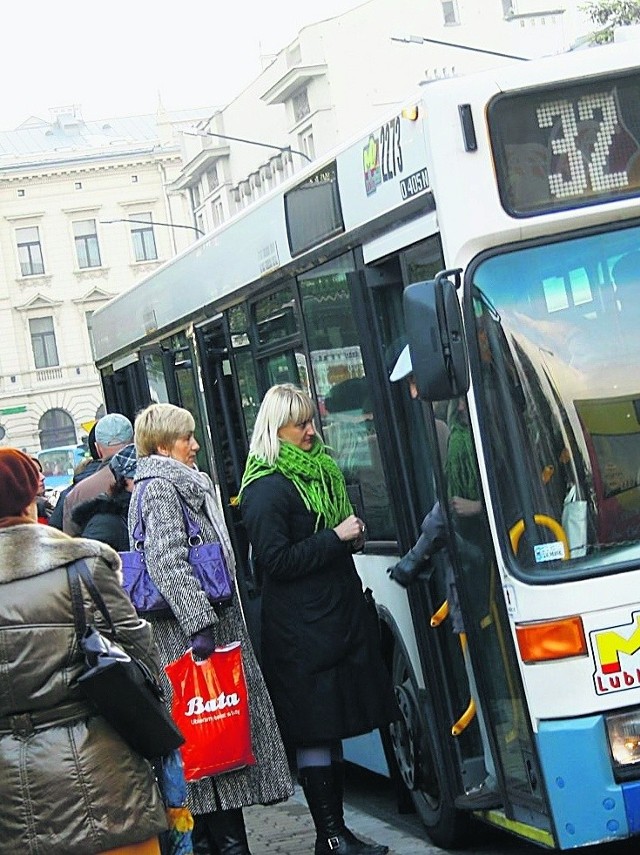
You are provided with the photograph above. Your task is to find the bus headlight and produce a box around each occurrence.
[606,708,640,774]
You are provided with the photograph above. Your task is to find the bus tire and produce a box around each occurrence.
[389,643,470,849]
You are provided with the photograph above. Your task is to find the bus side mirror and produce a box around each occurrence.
[404,273,469,401]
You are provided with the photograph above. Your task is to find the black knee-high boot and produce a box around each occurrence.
[192,813,216,855]
[299,766,388,855]
[192,808,251,855]
[205,807,251,855]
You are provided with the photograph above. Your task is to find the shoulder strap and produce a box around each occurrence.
[176,493,202,542]
[130,478,153,543]
[132,476,202,543]
[67,559,118,641]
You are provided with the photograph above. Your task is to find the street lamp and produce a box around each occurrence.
[183,127,313,163]
[391,34,530,61]
[100,218,205,237]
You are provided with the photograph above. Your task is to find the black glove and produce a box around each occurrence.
[387,502,447,588]
[191,627,217,661]
[388,549,435,587]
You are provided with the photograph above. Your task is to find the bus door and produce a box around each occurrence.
[135,337,210,475]
[194,312,264,651]
[354,240,493,832]
[100,356,149,419]
[440,389,548,821]
[359,236,548,835]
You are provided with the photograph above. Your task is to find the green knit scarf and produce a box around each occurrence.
[445,417,480,501]
[239,439,353,531]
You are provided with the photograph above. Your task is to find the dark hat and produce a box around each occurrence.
[0,448,41,518]
[109,444,137,481]
[87,423,99,461]
[95,413,133,447]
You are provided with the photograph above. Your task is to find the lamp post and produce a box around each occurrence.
[100,218,205,237]
[391,34,529,61]
[183,128,313,163]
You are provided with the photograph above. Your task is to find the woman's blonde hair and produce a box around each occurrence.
[249,384,314,465]
[134,403,195,458]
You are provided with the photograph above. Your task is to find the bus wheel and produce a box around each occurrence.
[389,644,469,849]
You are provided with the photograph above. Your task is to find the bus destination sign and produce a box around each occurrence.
[488,71,640,216]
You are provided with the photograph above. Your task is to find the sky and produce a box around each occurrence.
[1,0,365,131]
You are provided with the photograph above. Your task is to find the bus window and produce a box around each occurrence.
[402,233,445,285]
[298,253,394,541]
[143,351,171,404]
[374,236,447,520]
[229,305,260,439]
[254,285,299,345]
[471,223,640,571]
[261,349,310,392]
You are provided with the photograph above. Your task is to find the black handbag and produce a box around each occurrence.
[67,559,185,760]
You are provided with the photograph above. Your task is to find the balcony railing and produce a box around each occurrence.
[0,362,99,393]
[36,367,64,382]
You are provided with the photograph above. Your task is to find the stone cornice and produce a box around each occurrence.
[0,152,182,183]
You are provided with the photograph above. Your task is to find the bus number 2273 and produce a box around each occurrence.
[380,117,404,182]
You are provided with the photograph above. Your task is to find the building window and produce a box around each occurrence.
[212,198,225,228]
[75,181,82,190]
[29,316,59,368]
[17,189,25,197]
[299,127,316,161]
[190,184,202,211]
[130,213,157,262]
[442,0,459,24]
[38,408,76,449]
[16,226,45,276]
[196,212,205,237]
[292,87,311,124]
[207,165,219,193]
[73,219,101,269]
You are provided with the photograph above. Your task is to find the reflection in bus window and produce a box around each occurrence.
[298,254,394,540]
[143,352,170,404]
[254,286,299,346]
[471,224,640,570]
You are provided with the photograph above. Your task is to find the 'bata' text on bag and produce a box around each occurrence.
[185,692,240,716]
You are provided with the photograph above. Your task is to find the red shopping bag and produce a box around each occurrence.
[166,642,256,781]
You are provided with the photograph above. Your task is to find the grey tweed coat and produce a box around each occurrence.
[129,455,293,816]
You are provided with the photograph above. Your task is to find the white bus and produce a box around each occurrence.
[92,39,640,849]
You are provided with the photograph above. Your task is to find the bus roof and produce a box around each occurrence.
[91,39,640,368]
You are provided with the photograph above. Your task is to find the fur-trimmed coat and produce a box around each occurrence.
[0,523,166,855]
[129,455,293,816]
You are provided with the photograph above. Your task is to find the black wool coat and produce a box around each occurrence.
[241,472,398,748]
[72,490,131,552]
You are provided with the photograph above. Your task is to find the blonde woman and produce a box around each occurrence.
[240,384,397,855]
[130,403,293,855]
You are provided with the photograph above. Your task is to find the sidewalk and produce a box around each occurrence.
[243,785,429,855]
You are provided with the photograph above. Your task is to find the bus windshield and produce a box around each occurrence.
[471,222,640,575]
